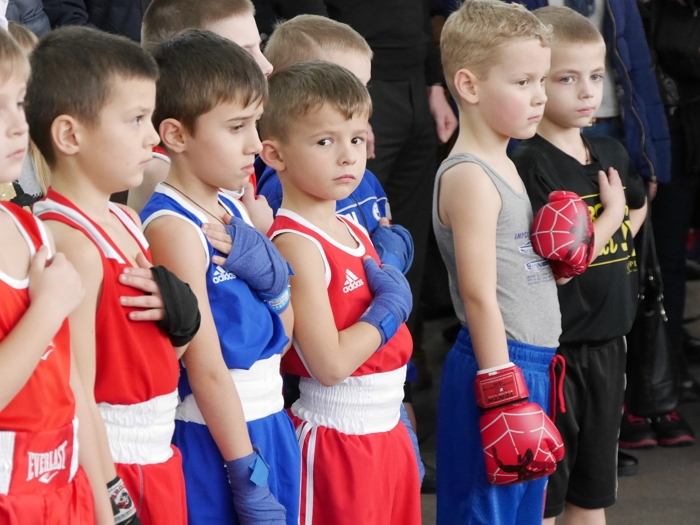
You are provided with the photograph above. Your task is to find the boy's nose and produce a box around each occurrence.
[245,128,263,155]
[8,111,29,137]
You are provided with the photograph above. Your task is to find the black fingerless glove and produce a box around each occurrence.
[150,265,201,347]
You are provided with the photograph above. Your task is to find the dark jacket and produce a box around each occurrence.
[42,0,149,41]
[514,0,671,183]
[7,0,51,36]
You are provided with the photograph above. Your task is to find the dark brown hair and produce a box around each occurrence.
[152,29,267,136]
[142,0,254,52]
[259,60,372,141]
[25,26,158,165]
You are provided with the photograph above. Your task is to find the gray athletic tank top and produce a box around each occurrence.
[432,153,561,348]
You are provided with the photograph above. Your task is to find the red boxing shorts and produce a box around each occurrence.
[0,420,95,525]
[116,446,187,525]
[291,367,421,525]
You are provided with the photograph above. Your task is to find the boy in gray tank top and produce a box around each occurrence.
[434,2,564,524]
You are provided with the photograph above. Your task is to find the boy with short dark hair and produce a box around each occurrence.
[263,61,421,525]
[129,0,273,213]
[511,7,647,525]
[27,26,201,525]
[434,1,565,524]
[140,29,296,525]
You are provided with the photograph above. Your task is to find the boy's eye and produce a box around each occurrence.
[317,138,331,146]
[517,79,529,86]
[132,115,143,124]
[230,124,244,132]
[351,137,364,145]
[16,99,25,109]
[559,76,573,84]
[592,74,604,81]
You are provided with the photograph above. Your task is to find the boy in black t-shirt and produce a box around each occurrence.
[511,7,647,525]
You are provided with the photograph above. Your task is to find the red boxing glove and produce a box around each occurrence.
[475,363,564,485]
[531,191,594,279]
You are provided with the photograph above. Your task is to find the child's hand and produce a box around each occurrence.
[598,168,626,223]
[203,219,234,262]
[371,223,414,274]
[359,257,413,348]
[118,253,165,322]
[241,183,274,234]
[28,247,84,319]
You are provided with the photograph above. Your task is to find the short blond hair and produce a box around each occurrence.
[8,22,38,54]
[0,28,29,84]
[142,0,254,52]
[533,6,603,46]
[441,0,551,96]
[260,60,372,142]
[264,15,372,71]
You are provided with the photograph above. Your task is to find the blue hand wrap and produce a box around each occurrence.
[225,449,286,525]
[399,404,425,485]
[221,217,289,300]
[358,258,412,348]
[371,224,414,274]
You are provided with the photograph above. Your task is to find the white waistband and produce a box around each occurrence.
[0,417,79,495]
[177,354,284,424]
[99,391,177,465]
[292,365,406,435]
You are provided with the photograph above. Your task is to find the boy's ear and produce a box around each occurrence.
[50,115,81,157]
[453,68,480,105]
[159,118,187,153]
[260,140,285,172]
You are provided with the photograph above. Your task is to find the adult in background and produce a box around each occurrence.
[42,0,150,41]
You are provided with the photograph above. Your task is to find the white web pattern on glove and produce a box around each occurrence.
[531,200,581,259]
[482,409,563,483]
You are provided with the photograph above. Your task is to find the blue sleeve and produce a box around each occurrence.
[363,170,389,219]
[256,169,284,215]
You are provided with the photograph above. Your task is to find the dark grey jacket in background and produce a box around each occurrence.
[42,0,150,41]
[7,0,51,36]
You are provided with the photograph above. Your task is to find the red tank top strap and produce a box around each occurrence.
[34,189,152,264]
[0,201,50,253]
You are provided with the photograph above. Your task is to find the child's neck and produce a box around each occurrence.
[279,177,340,233]
[451,111,511,169]
[165,161,224,222]
[536,118,588,164]
[50,162,113,222]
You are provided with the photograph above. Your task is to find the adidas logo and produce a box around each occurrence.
[212,265,236,284]
[342,269,364,293]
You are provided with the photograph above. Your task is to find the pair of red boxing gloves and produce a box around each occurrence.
[476,191,593,485]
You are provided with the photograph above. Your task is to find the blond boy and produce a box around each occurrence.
[434,1,564,524]
[512,8,647,525]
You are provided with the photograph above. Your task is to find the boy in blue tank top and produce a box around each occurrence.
[139,31,298,525]
[433,2,565,524]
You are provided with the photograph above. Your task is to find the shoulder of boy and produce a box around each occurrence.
[114,203,142,227]
[44,221,103,284]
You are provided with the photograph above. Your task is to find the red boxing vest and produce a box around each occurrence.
[269,209,412,377]
[0,202,74,433]
[34,190,178,406]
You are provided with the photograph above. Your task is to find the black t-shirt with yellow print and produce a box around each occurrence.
[512,134,646,344]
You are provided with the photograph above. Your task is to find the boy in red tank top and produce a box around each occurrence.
[25,28,201,525]
[0,29,114,524]
[263,61,421,525]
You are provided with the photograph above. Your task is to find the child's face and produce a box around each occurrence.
[276,103,368,201]
[542,41,606,129]
[80,77,159,193]
[472,38,550,140]
[207,13,274,78]
[184,99,263,192]
[0,74,29,183]
[324,50,371,86]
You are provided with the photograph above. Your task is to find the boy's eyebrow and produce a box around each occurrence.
[226,113,258,122]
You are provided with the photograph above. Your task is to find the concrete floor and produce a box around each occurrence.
[415,292,700,524]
